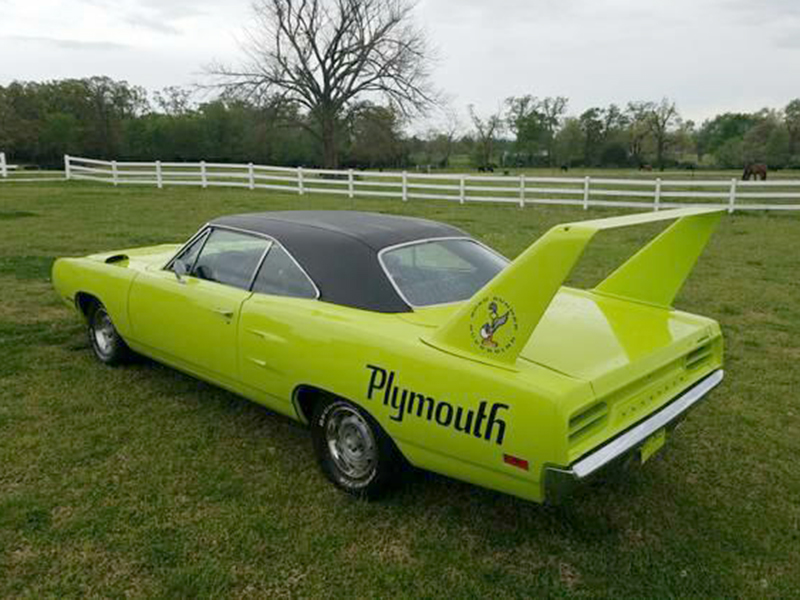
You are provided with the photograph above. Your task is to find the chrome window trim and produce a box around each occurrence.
[164,224,211,271]
[247,240,275,291]
[377,236,510,310]
[569,369,724,479]
[176,223,321,300]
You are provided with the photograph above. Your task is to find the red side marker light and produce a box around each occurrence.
[503,454,529,471]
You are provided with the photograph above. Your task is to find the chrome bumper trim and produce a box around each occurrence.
[572,369,724,478]
[545,369,724,501]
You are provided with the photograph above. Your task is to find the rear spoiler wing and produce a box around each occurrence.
[424,207,723,369]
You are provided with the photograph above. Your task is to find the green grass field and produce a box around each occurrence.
[1,181,799,597]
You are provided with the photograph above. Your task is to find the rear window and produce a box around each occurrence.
[380,239,507,307]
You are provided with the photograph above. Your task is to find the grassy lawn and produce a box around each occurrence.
[1,181,799,598]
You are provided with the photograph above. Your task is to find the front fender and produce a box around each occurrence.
[52,257,138,337]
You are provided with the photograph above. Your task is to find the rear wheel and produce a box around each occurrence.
[87,302,132,365]
[311,397,401,499]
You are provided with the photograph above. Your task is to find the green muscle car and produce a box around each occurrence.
[52,207,725,502]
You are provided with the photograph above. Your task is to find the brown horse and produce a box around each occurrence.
[639,164,653,172]
[742,163,768,181]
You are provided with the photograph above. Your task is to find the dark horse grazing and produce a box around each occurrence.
[742,163,768,181]
[639,164,653,172]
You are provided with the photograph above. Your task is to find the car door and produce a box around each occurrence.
[238,243,320,411]
[128,227,271,386]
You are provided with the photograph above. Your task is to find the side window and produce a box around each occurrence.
[252,245,317,299]
[172,230,209,273]
[191,229,270,290]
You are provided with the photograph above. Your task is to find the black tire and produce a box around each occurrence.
[311,397,402,500]
[87,302,132,365]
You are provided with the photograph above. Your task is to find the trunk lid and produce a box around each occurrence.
[519,287,717,397]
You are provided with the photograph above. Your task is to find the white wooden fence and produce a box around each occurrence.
[5,153,800,213]
[0,152,68,182]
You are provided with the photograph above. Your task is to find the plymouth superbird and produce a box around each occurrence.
[52,208,725,502]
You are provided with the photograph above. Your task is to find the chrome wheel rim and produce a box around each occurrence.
[325,405,377,481]
[93,310,115,355]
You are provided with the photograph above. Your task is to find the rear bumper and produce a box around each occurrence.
[544,369,724,503]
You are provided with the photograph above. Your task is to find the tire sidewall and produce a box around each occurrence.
[311,398,398,499]
[88,304,126,365]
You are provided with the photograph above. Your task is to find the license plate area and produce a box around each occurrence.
[640,428,666,464]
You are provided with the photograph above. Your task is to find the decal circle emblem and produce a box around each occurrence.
[469,296,519,354]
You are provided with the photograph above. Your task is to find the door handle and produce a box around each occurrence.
[212,308,234,319]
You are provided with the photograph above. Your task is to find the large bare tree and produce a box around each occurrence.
[210,0,435,168]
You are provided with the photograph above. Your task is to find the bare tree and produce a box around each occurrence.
[154,86,194,116]
[647,98,679,170]
[208,0,435,168]
[538,96,568,165]
[625,101,653,166]
[469,105,503,167]
[425,103,461,167]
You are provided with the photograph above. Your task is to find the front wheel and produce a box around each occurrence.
[311,398,401,499]
[87,303,132,365]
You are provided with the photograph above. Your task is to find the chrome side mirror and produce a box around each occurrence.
[174,260,188,283]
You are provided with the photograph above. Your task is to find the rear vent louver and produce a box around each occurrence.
[686,343,713,370]
[569,401,608,443]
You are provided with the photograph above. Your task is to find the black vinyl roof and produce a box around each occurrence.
[210,211,469,313]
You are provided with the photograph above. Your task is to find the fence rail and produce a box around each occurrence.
[6,154,800,213]
[0,152,68,182]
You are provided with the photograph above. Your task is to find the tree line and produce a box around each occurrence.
[2,76,798,172]
[0,78,404,169]
[466,96,800,171]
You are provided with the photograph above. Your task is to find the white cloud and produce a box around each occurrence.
[0,0,798,120]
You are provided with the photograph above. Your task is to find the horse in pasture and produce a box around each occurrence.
[742,163,768,181]
[639,164,653,172]
[560,165,569,172]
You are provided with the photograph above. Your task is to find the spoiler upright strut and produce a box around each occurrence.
[424,207,723,369]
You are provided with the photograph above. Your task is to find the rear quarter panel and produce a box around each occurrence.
[240,295,592,502]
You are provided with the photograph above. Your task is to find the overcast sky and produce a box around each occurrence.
[1,0,798,127]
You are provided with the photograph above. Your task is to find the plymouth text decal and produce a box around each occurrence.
[366,364,509,445]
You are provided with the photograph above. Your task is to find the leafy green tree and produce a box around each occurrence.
[345,103,404,168]
[697,113,758,162]
[578,108,604,166]
[505,95,567,166]
[554,118,584,167]
[784,99,800,158]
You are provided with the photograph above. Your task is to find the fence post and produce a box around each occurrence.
[248,163,255,190]
[112,160,119,186]
[347,169,355,199]
[297,166,304,195]
[654,177,662,211]
[728,178,737,214]
[1,152,7,178]
[519,174,526,208]
[200,161,207,189]
[156,161,163,189]
[459,175,466,205]
[583,176,591,210]
[64,154,71,180]
[402,171,408,202]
